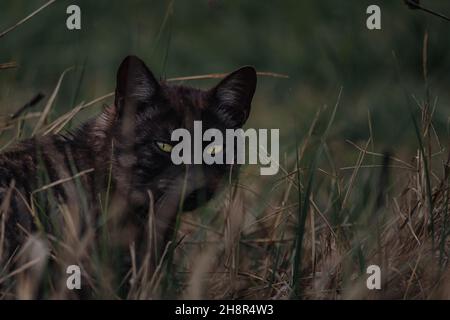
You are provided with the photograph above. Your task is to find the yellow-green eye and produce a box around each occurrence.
[205,144,223,156]
[156,142,173,153]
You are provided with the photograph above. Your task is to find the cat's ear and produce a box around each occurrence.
[115,55,160,110]
[210,66,257,128]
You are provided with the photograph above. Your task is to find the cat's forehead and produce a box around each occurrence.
[151,83,216,131]
[162,84,209,113]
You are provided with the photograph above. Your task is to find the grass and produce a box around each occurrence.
[3,72,448,299]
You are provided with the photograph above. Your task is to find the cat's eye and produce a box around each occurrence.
[205,144,223,156]
[156,142,173,153]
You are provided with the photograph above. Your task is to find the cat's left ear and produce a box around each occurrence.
[210,66,257,128]
[115,55,160,112]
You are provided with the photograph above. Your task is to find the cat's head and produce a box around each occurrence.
[111,55,257,212]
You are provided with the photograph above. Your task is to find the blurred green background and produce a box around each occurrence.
[1,0,450,164]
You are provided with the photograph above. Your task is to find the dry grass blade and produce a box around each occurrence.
[340,164,412,171]
[0,62,17,70]
[0,257,42,284]
[32,67,73,136]
[43,101,85,135]
[0,0,58,39]
[44,92,115,135]
[167,71,289,82]
[346,139,415,169]
[10,93,45,119]
[41,70,286,135]
[15,235,49,299]
[0,112,42,131]
[404,0,450,22]
[31,168,94,195]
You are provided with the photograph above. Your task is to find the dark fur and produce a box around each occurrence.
[0,56,257,268]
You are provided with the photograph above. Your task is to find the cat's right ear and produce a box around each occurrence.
[115,55,160,110]
[210,66,257,128]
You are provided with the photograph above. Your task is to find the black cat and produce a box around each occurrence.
[0,56,257,270]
